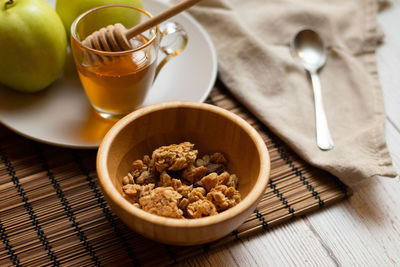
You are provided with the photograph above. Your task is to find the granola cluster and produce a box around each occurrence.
[121,142,241,219]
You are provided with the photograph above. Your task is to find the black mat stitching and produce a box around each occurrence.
[0,220,21,266]
[32,143,100,266]
[0,146,60,266]
[72,151,141,267]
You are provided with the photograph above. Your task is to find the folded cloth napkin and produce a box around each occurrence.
[186,0,398,186]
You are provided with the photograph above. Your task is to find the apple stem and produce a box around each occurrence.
[4,0,14,9]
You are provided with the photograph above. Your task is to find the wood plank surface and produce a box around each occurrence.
[378,0,400,128]
[180,122,400,267]
[180,0,400,265]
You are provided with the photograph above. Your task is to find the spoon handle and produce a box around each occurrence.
[309,71,334,151]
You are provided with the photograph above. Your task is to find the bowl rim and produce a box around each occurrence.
[97,101,271,228]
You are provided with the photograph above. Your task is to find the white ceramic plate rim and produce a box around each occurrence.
[0,0,217,149]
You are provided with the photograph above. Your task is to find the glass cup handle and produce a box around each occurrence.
[154,21,188,79]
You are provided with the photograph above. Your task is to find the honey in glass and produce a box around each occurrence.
[75,35,157,117]
[71,5,187,119]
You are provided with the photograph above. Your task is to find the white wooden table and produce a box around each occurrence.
[181,1,400,266]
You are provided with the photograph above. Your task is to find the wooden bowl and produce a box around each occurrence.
[97,101,270,246]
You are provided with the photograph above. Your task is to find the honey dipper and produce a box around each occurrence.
[82,0,202,52]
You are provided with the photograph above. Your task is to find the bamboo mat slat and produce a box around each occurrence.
[0,84,350,266]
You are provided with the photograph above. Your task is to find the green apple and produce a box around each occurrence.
[0,0,67,92]
[56,0,143,38]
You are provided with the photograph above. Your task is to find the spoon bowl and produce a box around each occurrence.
[290,28,334,151]
[291,29,327,72]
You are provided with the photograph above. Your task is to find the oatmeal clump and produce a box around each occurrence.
[131,160,146,177]
[199,171,234,192]
[121,142,241,219]
[182,165,207,183]
[152,142,197,172]
[122,184,142,201]
[136,171,156,185]
[123,183,155,203]
[210,152,227,164]
[207,185,241,212]
[188,187,206,202]
[139,187,183,218]
[187,199,218,218]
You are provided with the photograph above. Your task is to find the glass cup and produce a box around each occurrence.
[71,4,187,119]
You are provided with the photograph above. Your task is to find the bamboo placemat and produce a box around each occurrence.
[0,84,350,266]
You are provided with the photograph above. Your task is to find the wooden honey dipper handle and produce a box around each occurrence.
[82,0,203,52]
[126,0,203,40]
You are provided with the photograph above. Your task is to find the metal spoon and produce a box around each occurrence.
[290,28,334,151]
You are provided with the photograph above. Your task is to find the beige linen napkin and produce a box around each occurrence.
[186,0,398,186]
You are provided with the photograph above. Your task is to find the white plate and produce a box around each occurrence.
[0,0,217,149]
